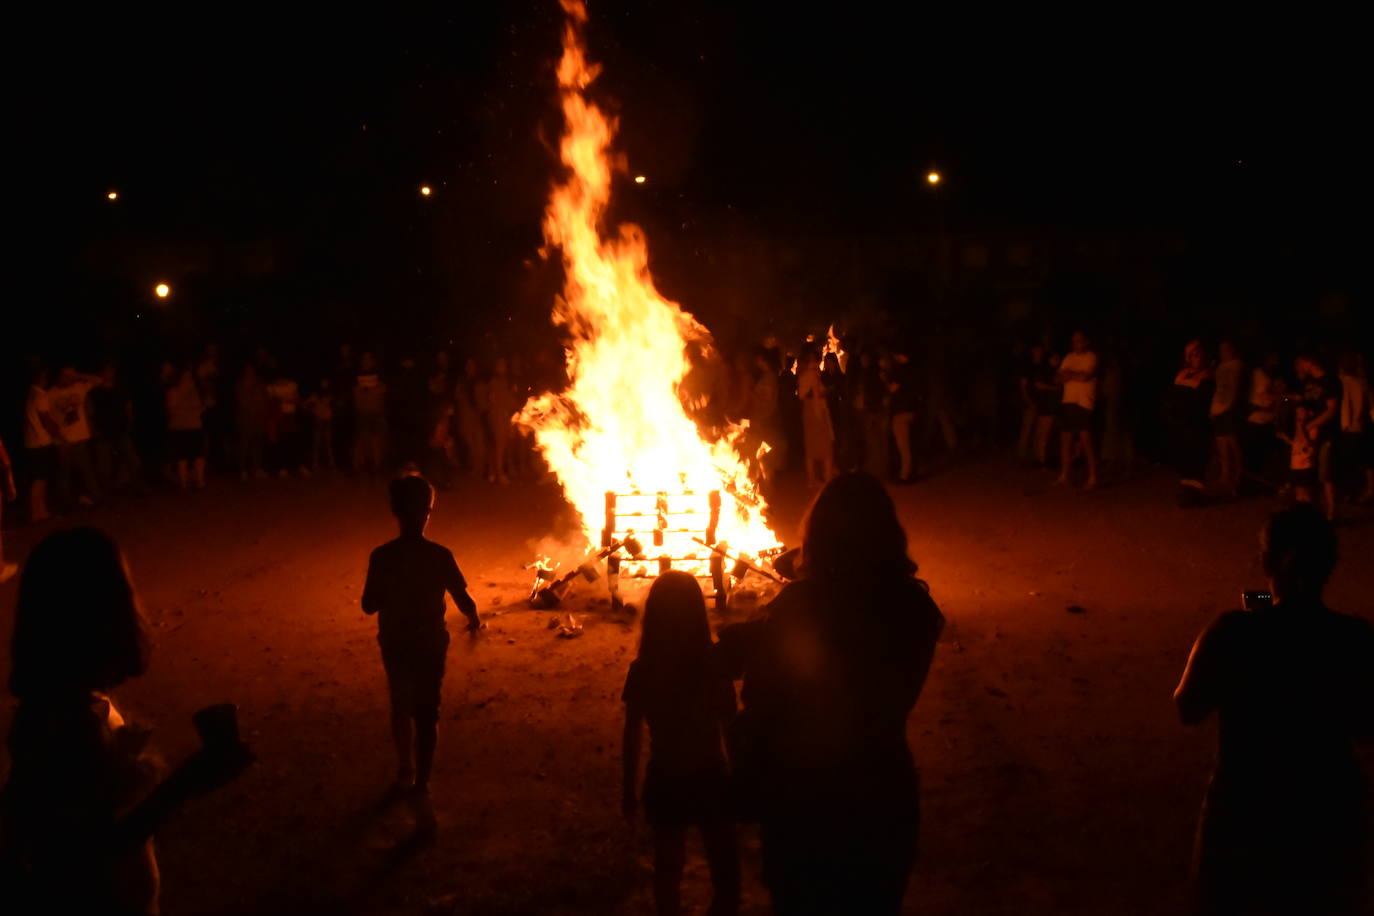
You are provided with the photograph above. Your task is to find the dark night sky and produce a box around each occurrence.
[13,1,1369,356]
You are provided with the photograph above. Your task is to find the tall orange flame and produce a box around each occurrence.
[519,0,779,573]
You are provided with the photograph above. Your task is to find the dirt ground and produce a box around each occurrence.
[2,463,1372,915]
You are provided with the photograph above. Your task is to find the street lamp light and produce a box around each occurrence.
[633,175,646,184]
[155,283,170,299]
[107,190,119,201]
[420,185,432,197]
[926,171,941,186]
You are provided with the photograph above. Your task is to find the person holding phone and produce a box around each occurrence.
[1174,506,1374,915]
[1,528,253,915]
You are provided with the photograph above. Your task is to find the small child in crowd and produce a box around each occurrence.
[622,570,740,916]
[1281,405,1318,506]
[362,474,481,834]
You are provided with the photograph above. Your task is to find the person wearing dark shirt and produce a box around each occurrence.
[1296,353,1343,520]
[1175,506,1374,915]
[361,474,481,833]
[622,571,740,916]
[89,362,141,493]
[719,473,944,915]
[1166,340,1215,504]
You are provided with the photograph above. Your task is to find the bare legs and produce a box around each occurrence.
[1058,430,1098,489]
[652,822,740,916]
[1215,434,1241,496]
[1033,415,1054,466]
[29,478,49,522]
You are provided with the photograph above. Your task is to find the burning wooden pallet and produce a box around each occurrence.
[602,488,730,608]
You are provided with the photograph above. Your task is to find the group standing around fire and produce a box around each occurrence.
[2,326,1374,914]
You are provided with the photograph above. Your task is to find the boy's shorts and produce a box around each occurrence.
[1059,403,1094,433]
[380,632,449,725]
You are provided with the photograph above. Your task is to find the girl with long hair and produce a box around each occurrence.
[622,571,740,916]
[1,528,251,914]
[721,472,944,915]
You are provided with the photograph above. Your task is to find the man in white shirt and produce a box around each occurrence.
[1056,330,1099,489]
[23,366,62,522]
[47,365,103,509]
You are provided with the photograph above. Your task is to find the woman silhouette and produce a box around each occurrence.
[720,472,944,915]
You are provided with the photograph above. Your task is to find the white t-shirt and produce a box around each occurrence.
[24,385,54,448]
[268,378,300,414]
[48,380,96,443]
[1060,351,1099,411]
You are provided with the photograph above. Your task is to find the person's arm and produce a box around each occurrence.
[1174,616,1231,725]
[34,393,64,440]
[0,438,15,500]
[621,699,644,820]
[108,742,253,853]
[715,619,763,681]
[446,557,482,630]
[361,555,381,616]
[1307,392,1339,438]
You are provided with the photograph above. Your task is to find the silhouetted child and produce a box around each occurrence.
[2,528,252,914]
[622,571,740,916]
[362,474,480,833]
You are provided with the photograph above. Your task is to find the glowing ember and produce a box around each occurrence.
[518,0,779,583]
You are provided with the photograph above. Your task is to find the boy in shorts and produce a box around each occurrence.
[362,474,481,832]
[1281,406,1318,505]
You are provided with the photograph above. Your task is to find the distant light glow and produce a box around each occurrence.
[927,171,941,185]
[633,175,646,184]
[155,283,170,298]
[420,185,432,196]
[107,190,119,201]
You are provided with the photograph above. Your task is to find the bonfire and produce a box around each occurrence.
[518,0,781,608]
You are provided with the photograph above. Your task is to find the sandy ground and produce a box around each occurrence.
[2,462,1372,915]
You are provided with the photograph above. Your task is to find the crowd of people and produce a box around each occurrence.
[7,345,549,522]
[3,331,1372,538]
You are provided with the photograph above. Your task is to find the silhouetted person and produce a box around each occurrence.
[1056,330,1099,489]
[361,474,481,834]
[1175,506,1374,915]
[1167,339,1214,504]
[0,437,16,583]
[622,571,740,916]
[719,472,944,915]
[1,528,252,915]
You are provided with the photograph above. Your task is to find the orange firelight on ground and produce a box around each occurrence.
[517,0,779,574]
[633,175,646,184]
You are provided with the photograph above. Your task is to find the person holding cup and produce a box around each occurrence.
[0,527,253,915]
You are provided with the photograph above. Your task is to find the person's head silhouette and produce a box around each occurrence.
[800,472,917,584]
[1260,504,1337,604]
[390,474,435,537]
[637,570,712,674]
[11,527,149,701]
